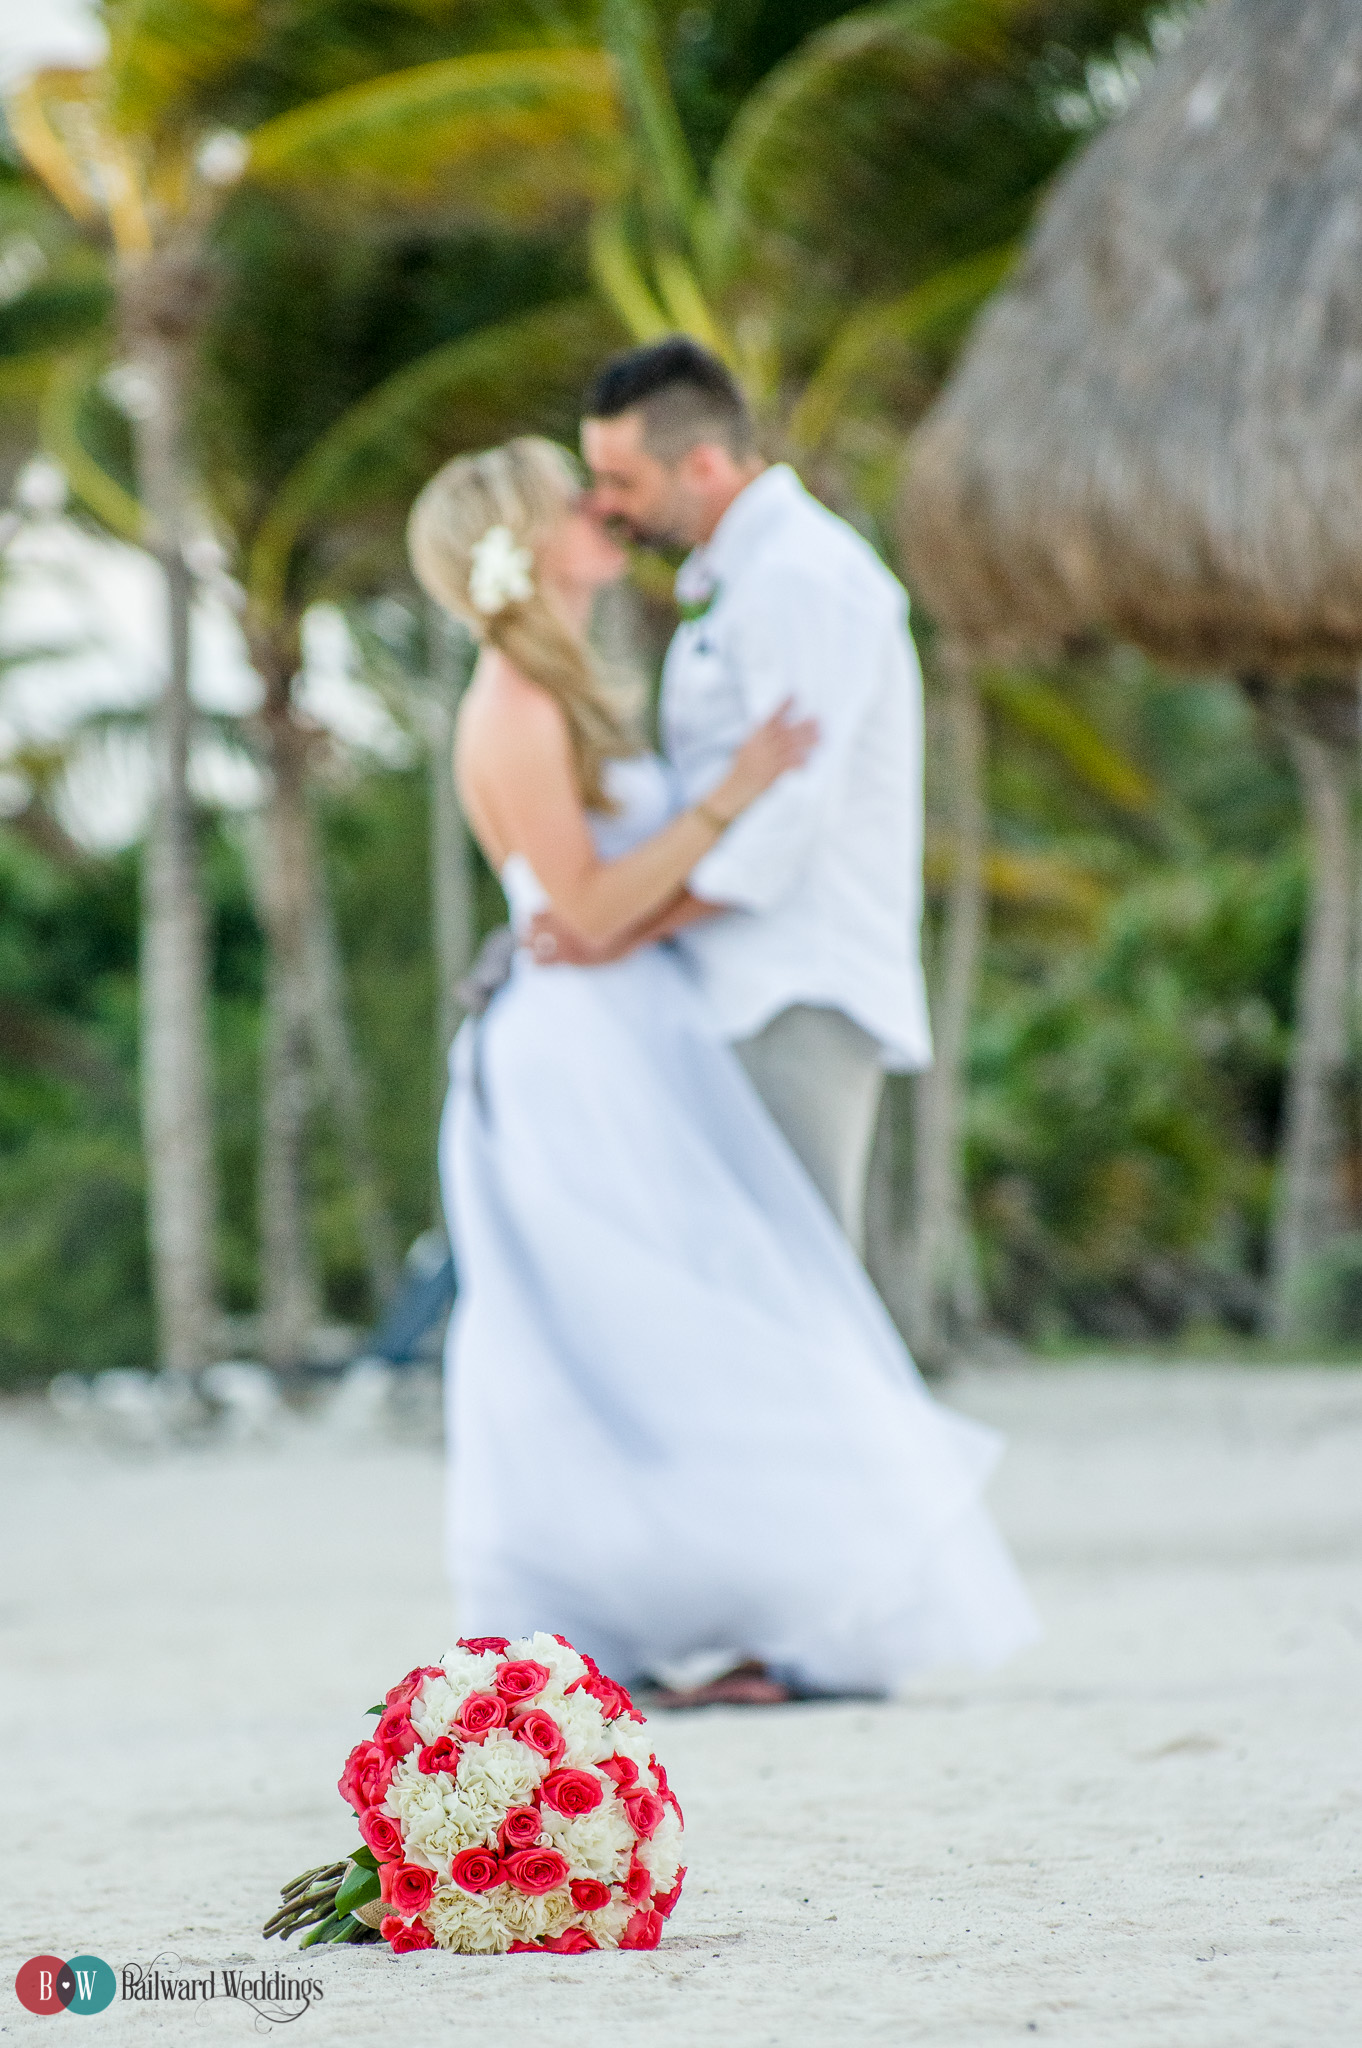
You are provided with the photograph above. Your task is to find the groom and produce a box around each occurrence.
[540,336,931,1255]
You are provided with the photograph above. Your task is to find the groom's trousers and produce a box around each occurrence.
[734,1004,884,1256]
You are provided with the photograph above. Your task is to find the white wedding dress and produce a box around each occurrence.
[438,755,1039,1694]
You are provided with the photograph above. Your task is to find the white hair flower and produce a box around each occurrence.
[469,524,534,615]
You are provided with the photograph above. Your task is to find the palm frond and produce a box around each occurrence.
[588,208,671,341]
[105,0,259,136]
[789,244,1014,450]
[983,671,1157,818]
[245,295,623,618]
[6,68,152,253]
[246,49,624,233]
[600,0,703,247]
[41,351,145,543]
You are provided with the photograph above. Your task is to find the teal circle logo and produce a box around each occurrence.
[61,1958,117,2015]
[14,1955,115,2016]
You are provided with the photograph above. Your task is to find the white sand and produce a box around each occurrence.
[5,1363,1360,2046]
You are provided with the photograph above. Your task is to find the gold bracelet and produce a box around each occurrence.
[693,799,732,835]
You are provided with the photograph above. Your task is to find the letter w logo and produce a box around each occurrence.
[73,1969,98,2000]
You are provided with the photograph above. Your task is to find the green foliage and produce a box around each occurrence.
[961,662,1301,1343]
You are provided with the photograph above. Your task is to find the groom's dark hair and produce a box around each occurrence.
[584,337,755,462]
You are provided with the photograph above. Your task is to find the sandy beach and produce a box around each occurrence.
[5,1361,1360,2045]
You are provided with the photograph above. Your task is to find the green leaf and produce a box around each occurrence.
[298,1913,344,1949]
[105,0,259,136]
[245,295,623,619]
[350,1845,380,1872]
[335,1864,381,1917]
[789,243,1014,450]
[246,48,624,233]
[366,1703,384,1715]
[981,671,1158,817]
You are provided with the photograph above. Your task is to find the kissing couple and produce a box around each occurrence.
[409,337,1038,1705]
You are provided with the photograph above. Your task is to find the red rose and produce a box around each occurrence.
[455,1691,508,1740]
[375,1702,420,1759]
[379,1861,436,1917]
[623,1788,665,1839]
[382,1915,435,1953]
[417,1736,460,1776]
[540,1769,604,1818]
[504,1846,571,1896]
[450,1846,504,1894]
[653,1867,686,1919]
[499,1806,544,1853]
[509,1706,566,1764]
[598,1753,638,1792]
[494,1659,550,1703]
[620,1908,663,1950]
[456,1636,509,1655]
[623,1858,651,1906]
[338,1740,392,1815]
[385,1665,443,1708]
[569,1878,612,1912]
[650,1755,684,1824]
[359,1808,404,1863]
[567,1667,646,1723]
[545,1928,599,1953]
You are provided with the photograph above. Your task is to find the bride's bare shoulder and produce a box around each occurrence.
[460,651,569,762]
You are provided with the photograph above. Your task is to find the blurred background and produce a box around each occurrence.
[0,0,1353,1393]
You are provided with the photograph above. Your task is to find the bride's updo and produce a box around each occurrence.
[408,436,636,812]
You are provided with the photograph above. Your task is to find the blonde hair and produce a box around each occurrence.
[408,436,637,811]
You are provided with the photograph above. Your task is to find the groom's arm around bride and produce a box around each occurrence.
[573,338,932,1255]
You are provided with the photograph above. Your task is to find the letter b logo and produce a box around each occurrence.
[15,1955,116,2015]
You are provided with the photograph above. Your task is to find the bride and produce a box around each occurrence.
[409,436,1038,1702]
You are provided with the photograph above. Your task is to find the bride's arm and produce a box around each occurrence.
[469,671,815,949]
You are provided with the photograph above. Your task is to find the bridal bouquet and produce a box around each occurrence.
[264,1634,685,1955]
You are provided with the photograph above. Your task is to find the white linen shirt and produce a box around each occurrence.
[661,464,932,1071]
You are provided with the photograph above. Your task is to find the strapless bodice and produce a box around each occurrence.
[500,753,681,931]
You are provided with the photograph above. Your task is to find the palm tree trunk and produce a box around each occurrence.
[306,852,402,1305]
[907,648,986,1363]
[127,326,217,1372]
[252,654,321,1368]
[426,610,477,1077]
[1269,726,1352,1335]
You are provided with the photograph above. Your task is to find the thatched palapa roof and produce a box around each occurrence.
[901,0,1362,674]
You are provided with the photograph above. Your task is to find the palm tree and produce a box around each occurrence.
[7,5,621,1367]
[586,0,1171,1359]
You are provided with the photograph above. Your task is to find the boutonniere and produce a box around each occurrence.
[674,561,720,624]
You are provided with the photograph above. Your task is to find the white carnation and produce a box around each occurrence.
[586,1895,635,1946]
[542,1798,634,1881]
[426,1885,515,1954]
[456,1732,546,1818]
[600,1715,655,1770]
[552,1687,613,1766]
[510,1632,589,1694]
[495,1883,576,1942]
[410,1675,461,1742]
[636,1806,683,1884]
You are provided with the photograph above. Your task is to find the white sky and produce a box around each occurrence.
[0,4,415,849]
[0,0,103,87]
